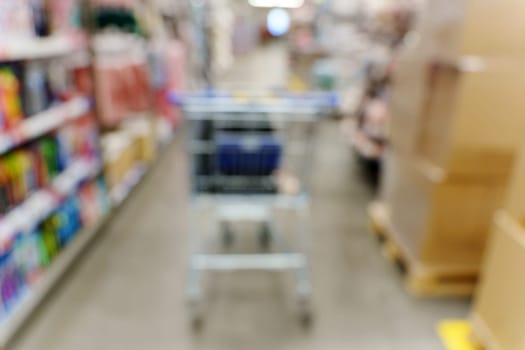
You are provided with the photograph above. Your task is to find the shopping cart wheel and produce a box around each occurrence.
[258,223,272,249]
[188,300,204,331]
[299,310,313,328]
[191,314,204,331]
[298,297,313,328]
[221,222,234,248]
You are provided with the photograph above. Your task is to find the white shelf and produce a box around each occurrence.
[110,164,148,207]
[0,35,87,62]
[0,158,101,249]
[0,215,107,347]
[0,97,91,156]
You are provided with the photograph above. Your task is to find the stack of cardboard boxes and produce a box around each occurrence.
[382,0,525,278]
[471,148,525,349]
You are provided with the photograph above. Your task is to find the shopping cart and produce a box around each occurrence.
[170,90,339,327]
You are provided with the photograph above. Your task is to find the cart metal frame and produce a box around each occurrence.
[175,91,338,326]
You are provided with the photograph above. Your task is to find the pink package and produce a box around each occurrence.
[95,64,127,127]
[127,63,150,112]
[95,57,151,127]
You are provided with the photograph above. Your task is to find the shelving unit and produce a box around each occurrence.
[0,1,182,346]
[0,35,88,62]
[0,10,100,346]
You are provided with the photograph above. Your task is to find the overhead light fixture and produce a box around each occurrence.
[248,0,305,9]
[267,8,291,36]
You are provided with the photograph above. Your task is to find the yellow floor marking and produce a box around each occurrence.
[438,320,483,350]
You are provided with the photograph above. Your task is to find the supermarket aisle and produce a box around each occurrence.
[11,44,469,350]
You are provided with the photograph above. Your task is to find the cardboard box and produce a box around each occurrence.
[413,0,525,59]
[472,211,525,350]
[382,151,508,269]
[388,56,525,177]
[388,55,426,153]
[503,146,525,225]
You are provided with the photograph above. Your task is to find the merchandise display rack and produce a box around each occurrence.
[0,16,99,349]
[0,0,185,345]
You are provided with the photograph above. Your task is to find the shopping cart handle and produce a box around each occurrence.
[167,90,341,113]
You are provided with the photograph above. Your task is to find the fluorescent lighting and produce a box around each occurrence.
[249,0,305,8]
[267,8,291,36]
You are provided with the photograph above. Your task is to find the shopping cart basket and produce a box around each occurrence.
[170,90,339,327]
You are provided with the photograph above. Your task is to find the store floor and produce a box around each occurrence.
[11,43,469,350]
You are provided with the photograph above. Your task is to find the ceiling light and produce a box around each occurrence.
[248,0,305,9]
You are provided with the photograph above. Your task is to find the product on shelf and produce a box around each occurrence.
[92,5,139,33]
[78,179,110,225]
[0,116,100,216]
[101,131,138,190]
[0,248,23,313]
[0,1,34,40]
[29,0,51,37]
[121,116,156,163]
[0,64,25,130]
[22,61,53,116]
[0,57,92,129]
[48,0,82,34]
[0,177,109,317]
[94,34,150,128]
[1,0,82,40]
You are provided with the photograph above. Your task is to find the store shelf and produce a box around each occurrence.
[0,157,102,249]
[0,214,107,348]
[0,97,91,156]
[110,164,148,207]
[0,35,87,62]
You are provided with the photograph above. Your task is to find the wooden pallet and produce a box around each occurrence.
[367,201,478,297]
[367,201,389,240]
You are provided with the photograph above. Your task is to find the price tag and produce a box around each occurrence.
[31,192,54,219]
[11,208,28,233]
[0,135,13,154]
[0,216,16,240]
